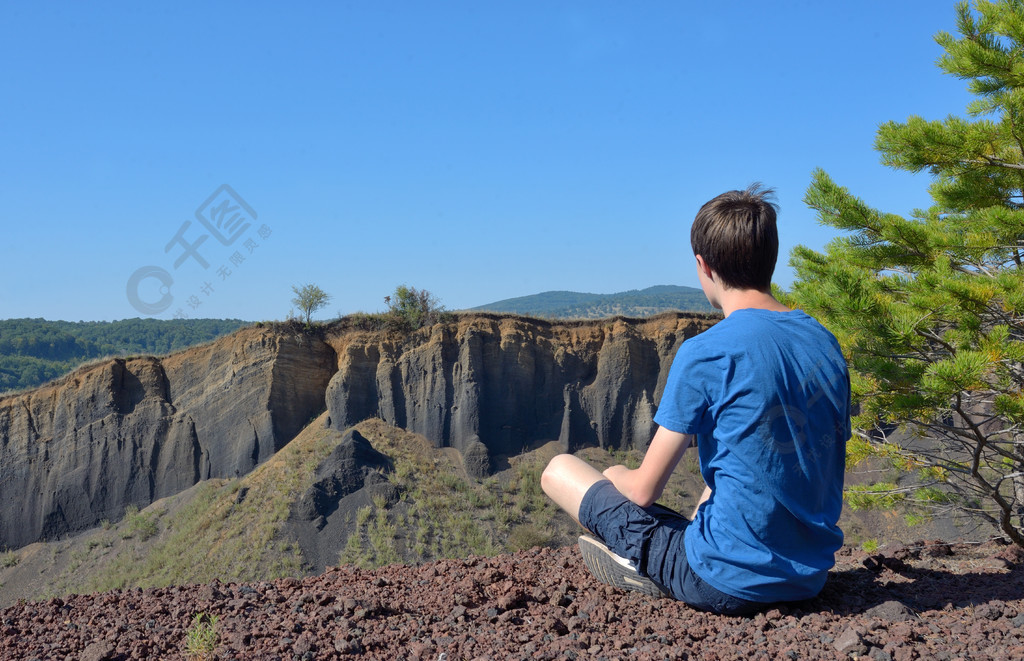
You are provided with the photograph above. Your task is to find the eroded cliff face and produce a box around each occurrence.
[0,327,335,549]
[324,313,716,465]
[0,313,716,551]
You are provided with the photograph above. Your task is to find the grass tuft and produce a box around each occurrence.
[183,612,219,661]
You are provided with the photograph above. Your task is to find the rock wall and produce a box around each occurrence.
[0,327,335,549]
[0,313,716,551]
[324,314,715,462]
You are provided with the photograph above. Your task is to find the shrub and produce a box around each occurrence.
[121,505,159,541]
[1,550,18,568]
[184,612,219,661]
[385,285,450,331]
[508,524,551,551]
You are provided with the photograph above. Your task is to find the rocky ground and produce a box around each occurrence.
[2,538,1023,660]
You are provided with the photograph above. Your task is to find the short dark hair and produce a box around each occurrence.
[690,184,779,291]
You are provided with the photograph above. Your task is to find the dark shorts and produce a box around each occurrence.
[578,480,762,616]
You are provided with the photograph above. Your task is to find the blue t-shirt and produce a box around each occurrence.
[653,308,850,603]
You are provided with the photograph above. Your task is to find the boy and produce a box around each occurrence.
[541,185,850,615]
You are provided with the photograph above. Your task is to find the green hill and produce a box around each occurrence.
[470,285,714,319]
[0,318,249,393]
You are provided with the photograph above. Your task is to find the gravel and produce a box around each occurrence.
[2,538,1022,660]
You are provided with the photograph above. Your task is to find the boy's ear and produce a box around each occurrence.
[695,254,713,279]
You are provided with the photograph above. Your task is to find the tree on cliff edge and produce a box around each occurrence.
[291,284,332,325]
[787,0,1024,545]
[386,285,449,331]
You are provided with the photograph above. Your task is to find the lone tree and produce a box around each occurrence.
[788,0,1024,545]
[291,284,331,325]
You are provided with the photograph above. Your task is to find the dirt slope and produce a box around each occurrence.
[2,538,1022,660]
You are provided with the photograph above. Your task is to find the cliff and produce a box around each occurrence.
[0,313,716,551]
[324,314,715,470]
[0,326,335,549]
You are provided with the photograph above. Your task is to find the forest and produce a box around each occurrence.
[0,318,248,393]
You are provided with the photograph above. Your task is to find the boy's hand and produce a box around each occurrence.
[602,464,650,506]
[603,428,693,507]
[602,464,632,486]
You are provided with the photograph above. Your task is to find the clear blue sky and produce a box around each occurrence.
[0,1,975,322]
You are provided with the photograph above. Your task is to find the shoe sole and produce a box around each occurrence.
[578,535,669,598]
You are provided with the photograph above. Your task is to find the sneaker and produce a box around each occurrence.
[578,535,669,598]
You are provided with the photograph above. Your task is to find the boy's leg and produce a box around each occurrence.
[543,454,671,598]
[540,453,607,523]
[544,455,761,613]
[578,534,669,598]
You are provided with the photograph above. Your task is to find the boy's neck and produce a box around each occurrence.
[694,256,791,317]
[714,287,791,318]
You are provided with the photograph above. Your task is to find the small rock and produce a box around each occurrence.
[496,591,525,610]
[974,603,1003,620]
[334,637,362,655]
[985,557,1014,570]
[923,541,952,557]
[864,600,918,622]
[834,627,869,656]
[79,641,115,661]
[892,545,921,561]
[869,647,892,661]
[293,631,316,656]
[863,555,885,572]
[995,544,1024,567]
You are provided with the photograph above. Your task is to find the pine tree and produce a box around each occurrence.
[788,0,1024,545]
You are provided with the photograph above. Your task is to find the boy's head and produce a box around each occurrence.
[690,184,779,291]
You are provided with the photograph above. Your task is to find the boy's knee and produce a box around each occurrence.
[540,453,574,495]
[540,456,581,497]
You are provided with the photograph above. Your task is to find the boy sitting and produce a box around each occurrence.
[541,185,851,615]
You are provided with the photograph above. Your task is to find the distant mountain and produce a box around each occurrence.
[469,285,715,319]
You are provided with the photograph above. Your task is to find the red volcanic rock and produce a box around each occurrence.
[1,540,1023,660]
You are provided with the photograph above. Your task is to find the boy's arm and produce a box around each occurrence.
[691,485,711,519]
[602,426,693,507]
